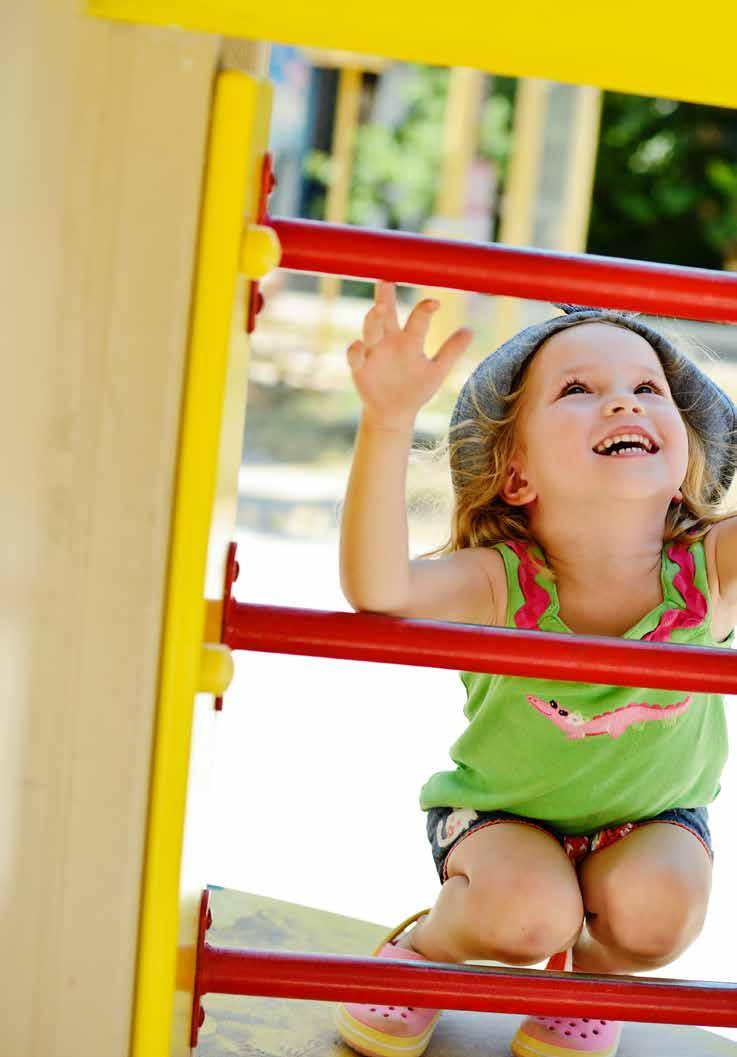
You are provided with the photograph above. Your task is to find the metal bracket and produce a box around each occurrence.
[190,889,213,1049]
[213,541,239,711]
[246,152,277,334]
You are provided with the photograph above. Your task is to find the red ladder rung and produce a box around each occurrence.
[268,216,737,323]
[222,602,737,694]
[197,945,737,1027]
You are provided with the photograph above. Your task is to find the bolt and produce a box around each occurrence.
[198,1005,206,1028]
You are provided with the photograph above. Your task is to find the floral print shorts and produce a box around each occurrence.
[427,805,713,881]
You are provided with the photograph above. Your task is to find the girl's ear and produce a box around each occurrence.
[502,461,537,506]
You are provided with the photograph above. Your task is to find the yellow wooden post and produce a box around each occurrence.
[557,86,603,253]
[493,78,549,345]
[424,67,485,354]
[321,66,363,301]
[131,69,274,1057]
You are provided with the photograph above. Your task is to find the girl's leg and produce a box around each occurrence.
[406,821,585,965]
[573,821,712,974]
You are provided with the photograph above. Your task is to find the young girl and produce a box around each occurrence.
[335,282,737,1057]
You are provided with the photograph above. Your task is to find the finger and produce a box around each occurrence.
[431,328,474,378]
[403,298,440,344]
[375,281,400,333]
[347,340,367,372]
[363,305,385,346]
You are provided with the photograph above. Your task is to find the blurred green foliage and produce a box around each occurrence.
[588,94,737,268]
[304,65,514,232]
[304,65,737,268]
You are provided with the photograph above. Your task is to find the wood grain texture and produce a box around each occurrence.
[1,9,218,1055]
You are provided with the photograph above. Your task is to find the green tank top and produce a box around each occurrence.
[420,537,733,834]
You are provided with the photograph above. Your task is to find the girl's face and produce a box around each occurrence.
[507,323,689,508]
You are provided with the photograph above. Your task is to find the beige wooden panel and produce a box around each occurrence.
[1,9,218,1056]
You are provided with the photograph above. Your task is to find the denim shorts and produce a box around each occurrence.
[427,805,713,882]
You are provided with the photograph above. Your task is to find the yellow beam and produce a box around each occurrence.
[88,0,737,109]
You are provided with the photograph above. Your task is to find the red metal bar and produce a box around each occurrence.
[223,603,737,694]
[198,946,737,1027]
[268,215,737,324]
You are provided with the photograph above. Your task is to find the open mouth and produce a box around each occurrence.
[593,433,659,457]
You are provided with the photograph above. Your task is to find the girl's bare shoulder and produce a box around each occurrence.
[407,544,508,626]
[455,545,509,628]
[480,545,509,627]
[702,520,737,640]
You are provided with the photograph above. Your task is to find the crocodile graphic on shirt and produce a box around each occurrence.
[526,693,693,740]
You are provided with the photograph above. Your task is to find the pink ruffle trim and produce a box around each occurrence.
[642,543,707,642]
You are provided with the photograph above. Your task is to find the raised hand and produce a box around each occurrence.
[347,281,473,430]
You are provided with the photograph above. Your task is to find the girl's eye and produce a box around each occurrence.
[559,379,589,396]
[559,378,664,397]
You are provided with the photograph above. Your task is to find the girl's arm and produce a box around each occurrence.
[704,517,737,623]
[340,283,503,625]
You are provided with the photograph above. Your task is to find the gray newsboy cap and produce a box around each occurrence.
[450,305,737,502]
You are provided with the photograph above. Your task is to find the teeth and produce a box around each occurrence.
[595,432,654,454]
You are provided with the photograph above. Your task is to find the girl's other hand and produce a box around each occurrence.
[346,281,473,430]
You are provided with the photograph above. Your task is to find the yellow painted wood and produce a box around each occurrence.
[557,87,603,253]
[132,69,272,1057]
[494,79,549,345]
[198,890,737,1056]
[436,69,484,220]
[424,67,485,353]
[321,65,362,301]
[88,0,737,109]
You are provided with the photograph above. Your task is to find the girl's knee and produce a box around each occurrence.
[596,865,708,961]
[467,873,584,964]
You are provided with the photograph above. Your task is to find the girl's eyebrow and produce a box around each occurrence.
[553,361,667,381]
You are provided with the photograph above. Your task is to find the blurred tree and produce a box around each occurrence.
[305,68,737,270]
[304,65,514,233]
[588,94,737,269]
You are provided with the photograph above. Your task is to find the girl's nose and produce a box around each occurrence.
[603,396,644,415]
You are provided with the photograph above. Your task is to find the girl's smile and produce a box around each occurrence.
[593,428,659,456]
[508,322,689,508]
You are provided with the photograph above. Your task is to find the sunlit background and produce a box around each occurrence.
[207,46,737,1040]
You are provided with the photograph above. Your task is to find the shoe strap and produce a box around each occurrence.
[371,908,432,956]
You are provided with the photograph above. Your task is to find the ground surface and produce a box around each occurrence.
[197,888,737,1056]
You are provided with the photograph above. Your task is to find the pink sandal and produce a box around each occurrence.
[335,911,441,1057]
[510,949,622,1057]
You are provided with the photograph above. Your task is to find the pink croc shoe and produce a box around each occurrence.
[510,949,622,1057]
[335,911,441,1057]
